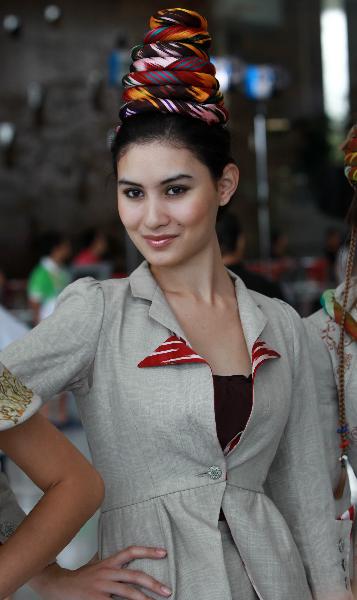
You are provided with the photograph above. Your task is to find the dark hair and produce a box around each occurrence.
[37,231,69,256]
[216,211,242,254]
[81,228,101,248]
[111,113,235,183]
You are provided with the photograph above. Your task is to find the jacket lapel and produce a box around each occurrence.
[129,261,187,340]
[223,271,281,457]
[130,261,281,459]
[130,261,281,374]
[251,340,281,379]
[138,335,206,368]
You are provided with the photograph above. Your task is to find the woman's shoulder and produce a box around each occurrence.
[248,288,299,326]
[304,307,328,330]
[58,276,130,307]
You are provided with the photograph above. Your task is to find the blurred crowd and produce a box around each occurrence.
[0,218,350,364]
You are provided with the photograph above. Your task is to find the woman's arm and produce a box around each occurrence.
[0,412,104,598]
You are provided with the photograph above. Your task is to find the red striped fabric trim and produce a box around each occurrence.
[338,505,356,521]
[138,335,206,367]
[252,340,280,379]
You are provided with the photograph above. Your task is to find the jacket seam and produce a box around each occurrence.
[101,480,226,514]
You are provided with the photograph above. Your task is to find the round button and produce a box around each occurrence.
[207,465,223,480]
[338,538,345,553]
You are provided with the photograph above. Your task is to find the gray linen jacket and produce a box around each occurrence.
[0,262,352,600]
[304,280,357,579]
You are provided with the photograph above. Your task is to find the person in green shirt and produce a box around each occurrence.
[28,232,72,324]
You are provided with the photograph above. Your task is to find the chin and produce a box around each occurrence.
[144,251,186,269]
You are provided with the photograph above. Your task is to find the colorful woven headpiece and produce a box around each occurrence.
[119,7,229,125]
[342,125,357,189]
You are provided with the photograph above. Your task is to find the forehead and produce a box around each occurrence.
[117,140,207,182]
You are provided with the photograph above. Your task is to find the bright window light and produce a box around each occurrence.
[320,4,350,123]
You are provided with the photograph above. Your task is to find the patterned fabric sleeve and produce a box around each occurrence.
[0,363,42,431]
[0,365,36,544]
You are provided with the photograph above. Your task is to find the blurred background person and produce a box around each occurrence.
[28,232,72,325]
[72,229,108,267]
[0,268,28,352]
[27,232,72,425]
[217,211,285,299]
[324,226,344,286]
[271,229,289,260]
[0,306,28,352]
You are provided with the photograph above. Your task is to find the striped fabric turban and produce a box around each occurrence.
[343,125,357,189]
[119,7,229,125]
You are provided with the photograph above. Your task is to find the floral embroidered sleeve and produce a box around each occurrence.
[0,363,42,430]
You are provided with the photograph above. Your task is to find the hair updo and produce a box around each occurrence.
[111,7,234,186]
[111,112,234,184]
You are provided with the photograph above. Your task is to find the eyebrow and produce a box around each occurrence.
[117,174,193,186]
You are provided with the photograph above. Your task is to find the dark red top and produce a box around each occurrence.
[212,374,253,522]
[213,374,253,451]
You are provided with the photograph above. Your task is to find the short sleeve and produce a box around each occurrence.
[27,266,51,302]
[0,277,104,405]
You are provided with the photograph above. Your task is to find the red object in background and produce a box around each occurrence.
[303,257,328,284]
[73,249,99,266]
[247,256,329,287]
[247,258,296,281]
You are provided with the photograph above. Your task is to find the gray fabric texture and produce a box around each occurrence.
[305,283,357,583]
[0,261,352,599]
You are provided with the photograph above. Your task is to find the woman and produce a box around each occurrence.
[0,8,352,600]
[305,125,357,595]
[0,362,104,597]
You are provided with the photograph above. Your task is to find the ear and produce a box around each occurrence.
[217,163,239,207]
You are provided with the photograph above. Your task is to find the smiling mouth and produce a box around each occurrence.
[143,235,178,249]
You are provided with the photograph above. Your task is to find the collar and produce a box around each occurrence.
[41,257,62,274]
[129,260,269,357]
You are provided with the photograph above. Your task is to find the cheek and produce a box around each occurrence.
[117,198,142,230]
[175,194,216,227]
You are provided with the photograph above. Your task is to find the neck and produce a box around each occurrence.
[150,237,234,302]
[222,252,240,266]
[49,253,62,266]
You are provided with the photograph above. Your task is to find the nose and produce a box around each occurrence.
[144,196,170,229]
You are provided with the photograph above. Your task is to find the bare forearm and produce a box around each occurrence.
[0,474,103,598]
[29,563,68,599]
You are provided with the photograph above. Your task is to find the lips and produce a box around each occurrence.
[143,235,178,249]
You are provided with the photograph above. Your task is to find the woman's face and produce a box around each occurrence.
[117,140,238,268]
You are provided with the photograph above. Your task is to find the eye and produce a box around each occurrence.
[166,185,188,196]
[123,188,144,199]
